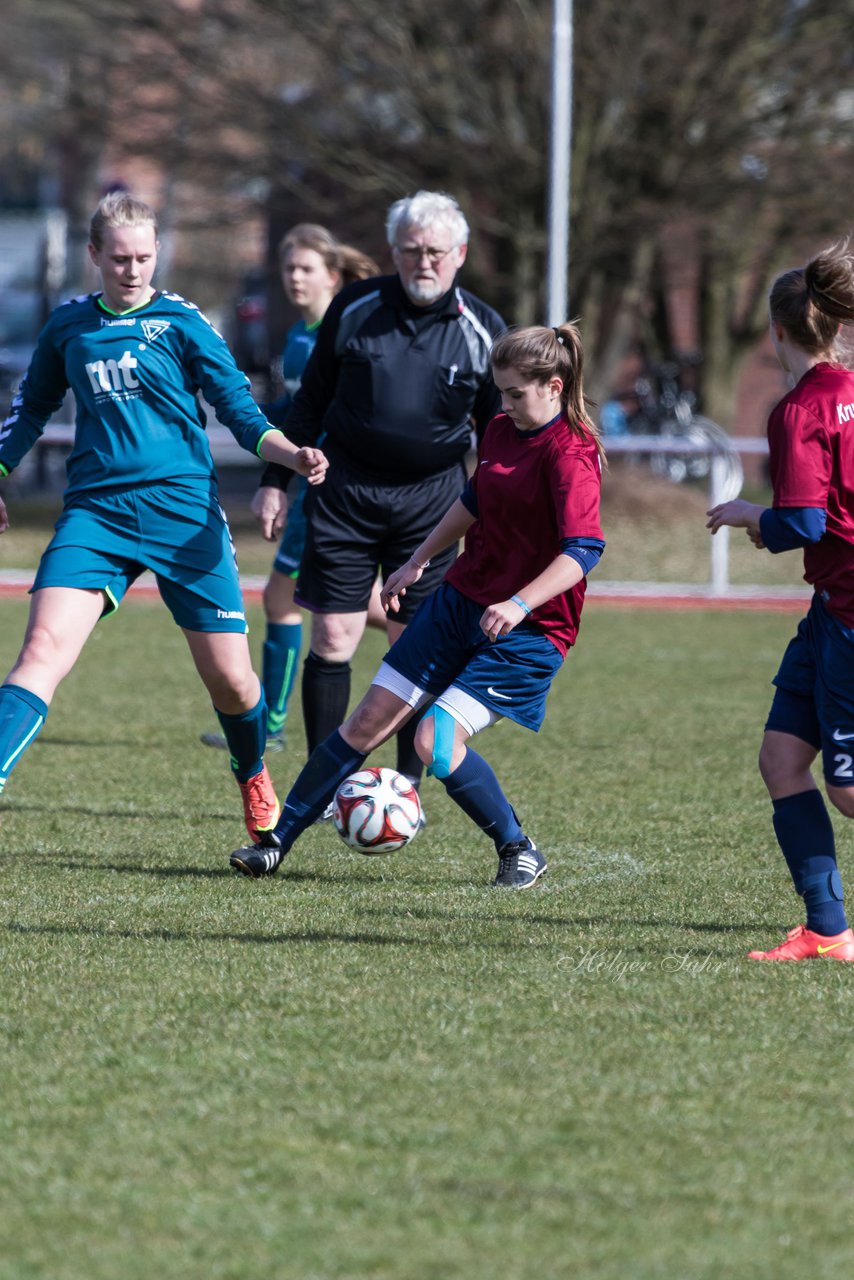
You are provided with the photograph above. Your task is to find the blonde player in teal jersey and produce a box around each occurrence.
[0,191,327,849]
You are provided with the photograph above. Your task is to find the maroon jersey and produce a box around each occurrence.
[768,362,854,624]
[446,412,603,655]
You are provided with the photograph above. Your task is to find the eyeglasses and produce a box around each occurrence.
[394,244,458,265]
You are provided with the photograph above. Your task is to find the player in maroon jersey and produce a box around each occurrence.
[707,238,854,961]
[229,322,606,888]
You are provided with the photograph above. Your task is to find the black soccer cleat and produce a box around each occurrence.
[229,840,286,879]
[492,837,547,889]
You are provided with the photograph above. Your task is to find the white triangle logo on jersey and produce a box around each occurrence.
[141,319,171,342]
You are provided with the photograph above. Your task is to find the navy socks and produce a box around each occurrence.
[439,747,524,850]
[300,651,423,787]
[772,789,848,935]
[395,712,424,790]
[273,729,366,852]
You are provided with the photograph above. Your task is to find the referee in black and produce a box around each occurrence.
[253,190,505,802]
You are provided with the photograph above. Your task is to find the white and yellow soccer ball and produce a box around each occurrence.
[333,766,422,855]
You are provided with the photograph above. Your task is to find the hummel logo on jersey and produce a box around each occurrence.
[837,402,854,425]
[832,728,854,742]
[141,319,171,342]
[486,686,512,700]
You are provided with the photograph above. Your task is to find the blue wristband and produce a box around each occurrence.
[511,594,531,615]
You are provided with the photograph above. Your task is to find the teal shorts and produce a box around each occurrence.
[272,478,308,579]
[32,482,249,633]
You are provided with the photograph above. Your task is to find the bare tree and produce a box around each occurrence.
[2,0,853,418]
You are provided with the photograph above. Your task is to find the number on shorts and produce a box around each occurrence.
[833,752,854,779]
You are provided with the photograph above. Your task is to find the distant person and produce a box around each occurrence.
[252,191,506,808]
[229,322,606,888]
[0,191,327,848]
[201,222,380,755]
[707,237,854,962]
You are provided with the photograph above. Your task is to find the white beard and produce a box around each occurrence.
[404,277,445,305]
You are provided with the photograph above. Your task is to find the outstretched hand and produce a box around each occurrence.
[705,498,764,536]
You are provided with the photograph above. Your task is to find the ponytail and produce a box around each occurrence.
[770,238,854,359]
[490,322,606,463]
[337,245,381,287]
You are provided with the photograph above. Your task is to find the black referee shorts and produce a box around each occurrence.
[296,457,466,621]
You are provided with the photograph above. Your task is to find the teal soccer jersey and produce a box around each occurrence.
[0,290,272,494]
[0,290,278,630]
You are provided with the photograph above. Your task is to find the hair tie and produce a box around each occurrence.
[553,326,565,346]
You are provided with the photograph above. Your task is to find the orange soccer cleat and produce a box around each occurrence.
[747,923,854,962]
[236,763,281,847]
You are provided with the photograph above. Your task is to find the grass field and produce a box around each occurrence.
[2,587,853,1280]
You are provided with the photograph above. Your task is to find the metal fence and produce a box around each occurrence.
[23,424,774,599]
[603,435,770,596]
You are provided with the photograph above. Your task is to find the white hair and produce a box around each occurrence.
[385,191,469,248]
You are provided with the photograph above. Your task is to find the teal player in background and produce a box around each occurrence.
[202,223,380,756]
[0,191,328,849]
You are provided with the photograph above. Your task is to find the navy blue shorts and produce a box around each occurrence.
[32,482,248,632]
[767,593,854,786]
[383,581,564,731]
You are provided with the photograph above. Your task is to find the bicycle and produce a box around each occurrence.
[604,358,743,501]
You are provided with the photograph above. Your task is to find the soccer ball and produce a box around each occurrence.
[333,767,422,855]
